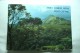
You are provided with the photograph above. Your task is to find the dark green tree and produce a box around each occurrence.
[8,4,28,50]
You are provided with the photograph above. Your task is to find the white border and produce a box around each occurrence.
[0,0,80,53]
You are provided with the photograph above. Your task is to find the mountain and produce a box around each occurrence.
[43,15,71,25]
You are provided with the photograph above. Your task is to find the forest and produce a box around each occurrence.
[7,4,72,51]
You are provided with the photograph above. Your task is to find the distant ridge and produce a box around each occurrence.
[43,15,71,25]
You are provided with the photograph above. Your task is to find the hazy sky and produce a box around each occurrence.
[25,5,71,20]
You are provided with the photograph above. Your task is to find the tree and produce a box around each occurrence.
[7,4,29,50]
[33,17,42,25]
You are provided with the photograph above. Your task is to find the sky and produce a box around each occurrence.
[25,5,71,20]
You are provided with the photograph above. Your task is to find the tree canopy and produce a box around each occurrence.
[7,4,72,51]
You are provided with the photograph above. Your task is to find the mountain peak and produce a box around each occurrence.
[43,15,70,25]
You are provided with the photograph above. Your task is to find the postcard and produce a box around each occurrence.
[7,4,72,52]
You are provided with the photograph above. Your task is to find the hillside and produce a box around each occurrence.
[43,15,71,25]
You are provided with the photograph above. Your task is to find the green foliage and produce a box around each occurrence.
[7,4,72,51]
[41,45,64,51]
